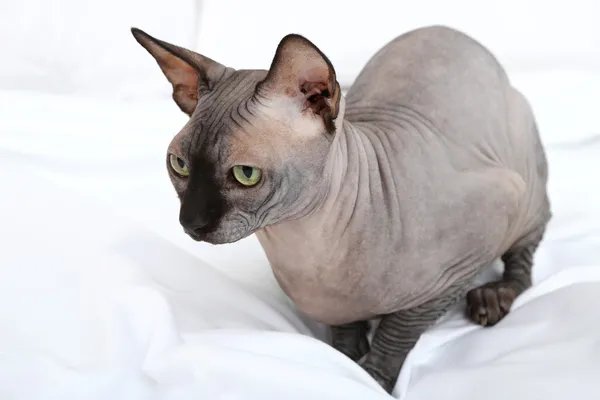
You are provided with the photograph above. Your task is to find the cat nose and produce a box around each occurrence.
[179,212,210,233]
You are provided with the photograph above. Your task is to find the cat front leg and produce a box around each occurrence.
[359,285,465,394]
[331,320,371,362]
[467,220,548,326]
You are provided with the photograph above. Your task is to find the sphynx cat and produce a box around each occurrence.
[131,25,551,393]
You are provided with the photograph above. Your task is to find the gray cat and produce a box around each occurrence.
[131,25,551,393]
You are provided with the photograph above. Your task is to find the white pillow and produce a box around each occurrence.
[0,0,198,99]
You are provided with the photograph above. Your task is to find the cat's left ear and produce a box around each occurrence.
[131,27,233,116]
[257,34,341,134]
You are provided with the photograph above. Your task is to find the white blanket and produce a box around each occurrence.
[2,67,600,399]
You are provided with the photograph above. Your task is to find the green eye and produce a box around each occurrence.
[232,165,262,186]
[169,154,189,177]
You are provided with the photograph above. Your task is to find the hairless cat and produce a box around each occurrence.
[131,25,551,393]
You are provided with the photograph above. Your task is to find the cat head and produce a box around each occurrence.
[131,28,343,244]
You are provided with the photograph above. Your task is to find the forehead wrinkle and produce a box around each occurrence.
[204,95,229,135]
[219,77,259,132]
[208,72,249,116]
[231,96,256,130]
[243,93,258,118]
[199,70,262,133]
[197,80,238,135]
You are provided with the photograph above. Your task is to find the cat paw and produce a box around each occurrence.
[466,281,517,327]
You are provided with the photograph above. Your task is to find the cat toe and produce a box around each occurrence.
[466,282,517,326]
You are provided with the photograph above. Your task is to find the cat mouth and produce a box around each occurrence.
[182,226,250,245]
[183,227,230,245]
[184,229,202,241]
[183,227,208,242]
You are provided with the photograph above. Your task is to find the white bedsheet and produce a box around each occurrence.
[2,70,600,399]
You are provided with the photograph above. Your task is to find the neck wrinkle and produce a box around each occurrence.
[312,119,363,219]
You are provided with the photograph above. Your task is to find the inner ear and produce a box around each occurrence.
[302,80,341,134]
[257,34,341,134]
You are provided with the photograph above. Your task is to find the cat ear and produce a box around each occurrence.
[257,34,341,134]
[131,27,232,116]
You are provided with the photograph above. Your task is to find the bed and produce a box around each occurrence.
[1,1,600,399]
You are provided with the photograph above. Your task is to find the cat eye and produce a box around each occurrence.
[169,153,189,177]
[232,165,262,186]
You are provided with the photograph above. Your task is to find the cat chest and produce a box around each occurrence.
[255,228,473,325]
[269,257,378,325]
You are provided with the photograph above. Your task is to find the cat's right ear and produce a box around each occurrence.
[131,28,232,116]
